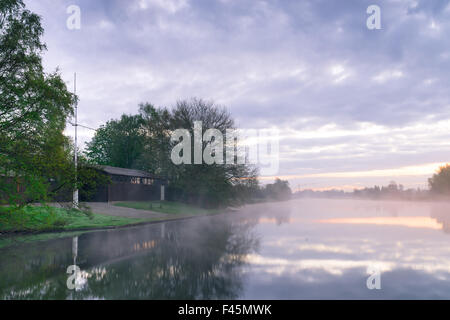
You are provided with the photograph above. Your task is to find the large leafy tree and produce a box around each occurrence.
[0,0,74,205]
[429,164,450,196]
[165,98,258,207]
[85,114,146,169]
[137,103,172,175]
[264,178,292,201]
[86,98,259,208]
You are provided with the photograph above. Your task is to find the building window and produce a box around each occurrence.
[143,178,154,185]
[131,177,141,184]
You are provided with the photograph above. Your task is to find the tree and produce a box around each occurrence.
[85,98,259,208]
[85,114,145,169]
[387,181,398,192]
[137,103,173,175]
[429,164,450,196]
[0,0,74,206]
[165,98,258,207]
[264,178,292,201]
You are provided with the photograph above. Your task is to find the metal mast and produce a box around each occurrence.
[73,73,79,208]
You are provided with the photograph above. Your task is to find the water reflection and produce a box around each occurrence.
[239,200,450,299]
[430,204,450,234]
[317,202,450,234]
[2,199,450,299]
[0,215,259,299]
[317,216,443,230]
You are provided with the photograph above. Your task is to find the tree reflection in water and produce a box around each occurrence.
[0,215,260,299]
[430,203,450,234]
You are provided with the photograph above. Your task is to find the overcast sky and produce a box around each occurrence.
[24,0,450,190]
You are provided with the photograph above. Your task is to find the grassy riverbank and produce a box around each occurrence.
[114,201,220,215]
[0,202,225,249]
[0,206,150,234]
[0,201,226,249]
[0,230,90,249]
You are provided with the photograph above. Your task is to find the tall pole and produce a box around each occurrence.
[73,73,79,208]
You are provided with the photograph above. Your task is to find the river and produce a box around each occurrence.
[1,198,450,299]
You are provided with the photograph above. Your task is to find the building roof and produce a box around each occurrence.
[99,166,156,178]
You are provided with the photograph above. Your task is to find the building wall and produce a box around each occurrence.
[107,182,161,202]
[81,174,167,202]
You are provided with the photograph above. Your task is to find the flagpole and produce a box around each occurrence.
[73,73,79,208]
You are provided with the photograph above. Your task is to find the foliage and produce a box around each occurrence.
[0,205,150,233]
[136,103,173,175]
[352,181,420,200]
[0,0,74,206]
[86,98,259,208]
[262,178,292,201]
[429,164,450,196]
[85,114,145,169]
[0,205,68,232]
[296,181,428,201]
[76,166,111,202]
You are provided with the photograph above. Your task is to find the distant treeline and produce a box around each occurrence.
[295,183,430,201]
[295,164,450,201]
[251,178,292,202]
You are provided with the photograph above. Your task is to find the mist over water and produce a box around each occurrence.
[2,199,450,299]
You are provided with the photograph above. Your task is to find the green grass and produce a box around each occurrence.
[0,202,222,249]
[0,230,89,249]
[114,201,220,216]
[0,206,150,233]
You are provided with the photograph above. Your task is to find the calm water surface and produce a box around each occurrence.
[1,199,450,299]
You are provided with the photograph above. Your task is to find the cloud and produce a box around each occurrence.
[23,0,450,188]
[136,0,189,13]
[372,70,404,83]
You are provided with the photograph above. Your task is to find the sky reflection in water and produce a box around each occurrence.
[1,199,450,299]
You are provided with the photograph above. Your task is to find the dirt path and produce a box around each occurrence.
[85,202,170,219]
